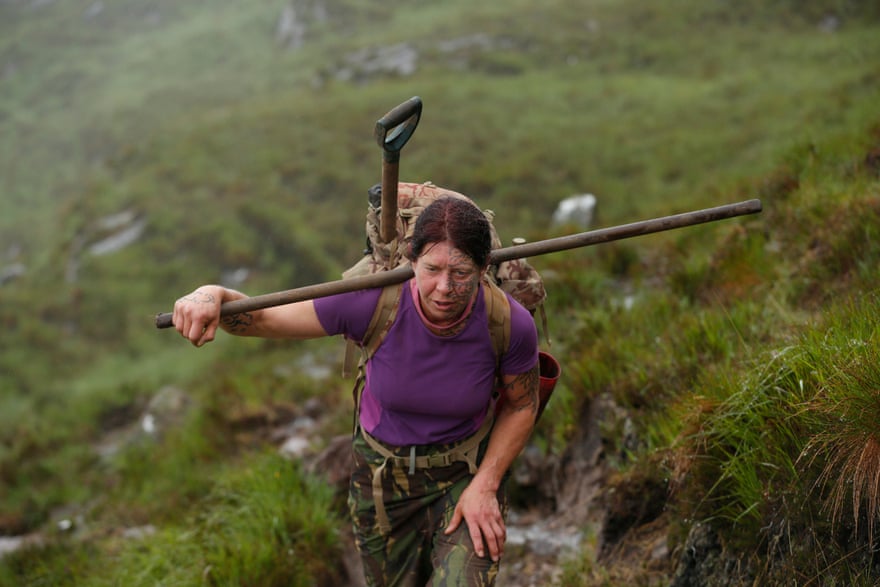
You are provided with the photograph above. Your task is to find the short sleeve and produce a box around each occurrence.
[313,287,383,342]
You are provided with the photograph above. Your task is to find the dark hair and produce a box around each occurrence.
[407,197,492,268]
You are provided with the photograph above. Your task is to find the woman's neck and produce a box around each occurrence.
[409,279,479,335]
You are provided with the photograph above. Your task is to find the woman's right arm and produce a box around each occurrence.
[173,285,328,347]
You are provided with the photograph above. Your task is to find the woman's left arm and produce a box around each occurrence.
[444,363,540,562]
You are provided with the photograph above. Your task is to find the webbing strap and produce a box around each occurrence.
[482,277,511,372]
[350,282,404,430]
[362,282,405,367]
[341,340,360,379]
[361,411,495,534]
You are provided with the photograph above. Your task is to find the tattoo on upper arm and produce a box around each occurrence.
[501,364,540,415]
[221,312,254,333]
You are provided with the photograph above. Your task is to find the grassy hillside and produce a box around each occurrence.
[1,0,880,584]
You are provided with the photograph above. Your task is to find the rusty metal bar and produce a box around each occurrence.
[155,198,761,329]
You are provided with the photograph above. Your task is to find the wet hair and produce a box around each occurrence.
[407,196,492,268]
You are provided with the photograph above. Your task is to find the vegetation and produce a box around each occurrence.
[1,0,879,584]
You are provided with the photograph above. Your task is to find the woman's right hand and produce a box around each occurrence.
[172,285,227,347]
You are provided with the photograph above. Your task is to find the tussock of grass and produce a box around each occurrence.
[669,295,880,581]
[799,297,880,550]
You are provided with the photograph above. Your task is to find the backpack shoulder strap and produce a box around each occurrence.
[341,281,404,377]
[362,282,405,362]
[482,277,511,371]
[352,279,511,432]
[351,282,405,431]
[365,278,509,363]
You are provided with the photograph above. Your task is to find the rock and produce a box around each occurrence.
[436,34,494,54]
[1,242,25,285]
[83,1,103,20]
[141,386,192,438]
[88,218,147,256]
[0,262,25,285]
[93,387,193,460]
[0,534,43,559]
[506,515,583,557]
[670,522,744,587]
[279,435,312,459]
[277,416,317,459]
[335,43,418,82]
[276,4,306,49]
[305,434,353,492]
[221,267,250,287]
[96,209,136,231]
[552,193,597,230]
[122,525,157,540]
[276,0,328,49]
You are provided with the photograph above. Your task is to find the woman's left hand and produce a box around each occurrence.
[444,481,506,562]
[443,366,540,562]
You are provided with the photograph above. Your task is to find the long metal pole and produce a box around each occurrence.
[490,198,762,264]
[155,198,761,329]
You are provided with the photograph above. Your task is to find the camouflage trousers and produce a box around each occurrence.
[348,430,508,587]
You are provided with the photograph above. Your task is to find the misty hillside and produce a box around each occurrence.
[2,0,880,585]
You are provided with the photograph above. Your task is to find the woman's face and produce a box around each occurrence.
[412,240,484,327]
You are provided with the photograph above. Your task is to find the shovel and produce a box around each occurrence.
[375,96,422,244]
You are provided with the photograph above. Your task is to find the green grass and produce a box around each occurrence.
[667,293,880,583]
[1,452,342,587]
[1,0,880,584]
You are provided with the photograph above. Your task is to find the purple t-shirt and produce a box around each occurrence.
[314,280,538,446]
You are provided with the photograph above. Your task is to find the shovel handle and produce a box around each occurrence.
[375,96,422,244]
[380,160,399,244]
[375,96,422,160]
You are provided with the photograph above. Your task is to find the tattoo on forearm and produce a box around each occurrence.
[221,312,254,333]
[501,365,540,415]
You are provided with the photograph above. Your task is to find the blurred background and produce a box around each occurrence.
[1,1,879,585]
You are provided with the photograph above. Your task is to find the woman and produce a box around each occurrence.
[173,196,540,586]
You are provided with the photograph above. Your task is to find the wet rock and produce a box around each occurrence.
[506,513,583,557]
[670,522,744,587]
